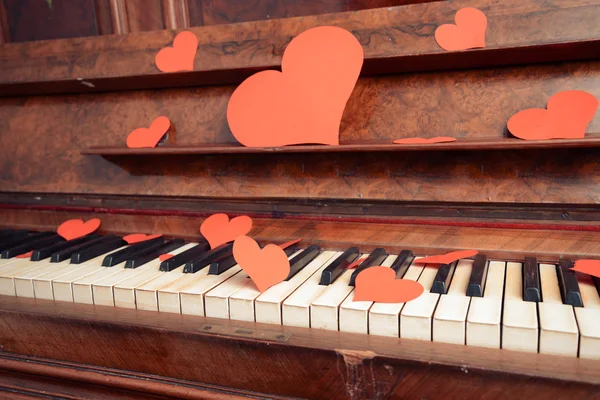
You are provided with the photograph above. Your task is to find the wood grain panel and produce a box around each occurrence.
[94,0,115,35]
[163,0,190,30]
[187,0,203,26]
[125,0,166,32]
[2,0,99,42]
[0,61,598,205]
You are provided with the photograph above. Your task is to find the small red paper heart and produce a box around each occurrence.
[57,219,101,241]
[126,116,171,149]
[15,251,33,259]
[279,239,302,249]
[435,8,487,51]
[572,260,600,278]
[200,214,253,249]
[507,91,598,140]
[155,31,198,73]
[354,267,424,303]
[233,235,290,292]
[414,250,478,265]
[159,254,174,262]
[393,137,457,144]
[123,233,163,245]
[347,256,367,269]
[227,26,364,147]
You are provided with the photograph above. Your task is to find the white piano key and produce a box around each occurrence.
[433,259,473,345]
[72,263,134,304]
[575,273,600,360]
[256,250,337,325]
[0,259,58,296]
[282,251,343,328]
[228,250,303,322]
[310,253,369,331]
[134,266,187,311]
[400,262,440,341]
[502,262,538,353]
[538,263,578,357]
[204,270,250,319]
[368,261,425,337]
[339,255,398,334]
[466,261,505,349]
[93,243,197,307]
[32,259,99,300]
[14,261,72,298]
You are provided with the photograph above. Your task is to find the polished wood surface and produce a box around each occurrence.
[1,296,599,400]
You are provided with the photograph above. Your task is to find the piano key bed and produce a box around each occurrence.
[0,230,599,360]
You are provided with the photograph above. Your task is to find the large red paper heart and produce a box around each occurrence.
[507,91,598,140]
[354,267,424,303]
[200,214,253,249]
[227,26,364,147]
[123,233,163,244]
[233,236,290,293]
[435,8,487,52]
[572,260,600,278]
[126,116,171,148]
[155,31,198,73]
[57,219,101,241]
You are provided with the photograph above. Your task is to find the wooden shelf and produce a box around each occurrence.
[81,137,600,156]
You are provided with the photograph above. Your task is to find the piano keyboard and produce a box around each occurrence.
[1,229,599,359]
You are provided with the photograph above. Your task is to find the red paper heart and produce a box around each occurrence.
[15,251,33,259]
[155,31,198,73]
[233,236,290,292]
[123,233,163,245]
[414,250,478,265]
[507,91,598,140]
[200,214,253,249]
[126,116,171,148]
[57,219,101,241]
[435,8,487,51]
[347,256,367,269]
[227,26,364,147]
[159,254,174,262]
[572,260,600,278]
[393,137,457,144]
[354,267,424,303]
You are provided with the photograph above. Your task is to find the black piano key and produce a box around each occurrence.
[31,234,100,262]
[594,276,600,298]
[390,250,415,278]
[286,245,321,280]
[208,253,239,275]
[431,261,458,295]
[466,254,489,297]
[102,236,165,267]
[160,240,210,272]
[282,244,300,257]
[51,235,117,263]
[71,237,127,264]
[1,233,64,259]
[319,247,360,285]
[0,229,27,240]
[125,239,185,269]
[556,259,583,308]
[522,257,542,302]
[0,231,54,252]
[185,243,234,274]
[349,248,388,286]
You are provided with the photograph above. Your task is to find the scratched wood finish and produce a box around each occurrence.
[2,0,600,95]
[1,296,599,400]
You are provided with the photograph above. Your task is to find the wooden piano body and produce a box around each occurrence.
[1,0,600,398]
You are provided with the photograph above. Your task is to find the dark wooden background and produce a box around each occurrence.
[0,0,428,43]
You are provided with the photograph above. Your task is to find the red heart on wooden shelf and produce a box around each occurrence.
[200,214,252,249]
[507,91,598,140]
[227,26,363,147]
[126,116,171,148]
[159,254,174,262]
[123,233,163,245]
[393,136,456,144]
[435,8,487,51]
[414,250,478,265]
[57,219,101,241]
[354,267,424,303]
[233,235,290,293]
[155,31,198,73]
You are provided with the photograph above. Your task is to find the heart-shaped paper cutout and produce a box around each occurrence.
[393,136,457,144]
[123,233,163,245]
[227,26,364,147]
[507,91,598,140]
[155,31,198,73]
[572,260,600,278]
[126,116,171,148]
[200,213,253,249]
[233,235,290,292]
[159,254,174,262]
[435,8,487,51]
[57,218,101,241]
[414,250,478,265]
[15,251,33,259]
[354,267,424,303]
[347,256,367,269]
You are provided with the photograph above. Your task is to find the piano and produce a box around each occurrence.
[1,1,600,399]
